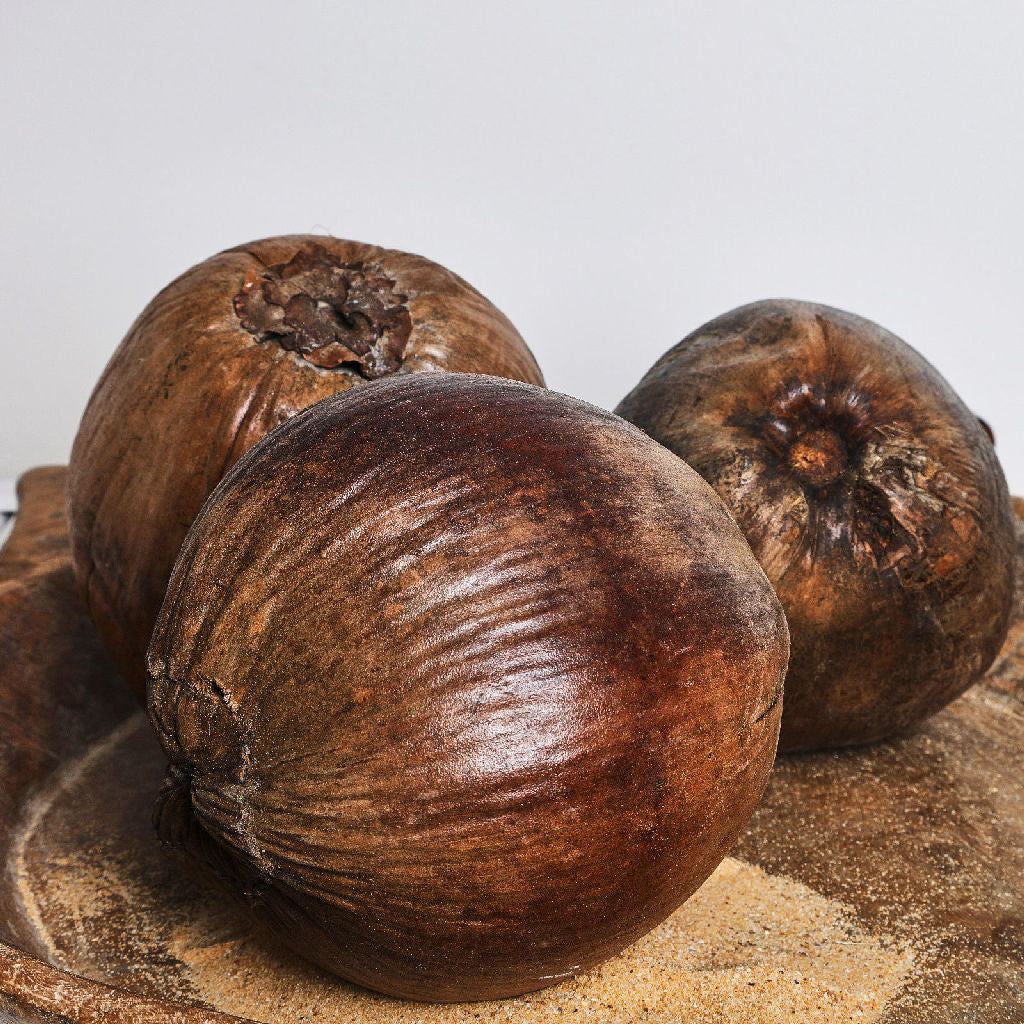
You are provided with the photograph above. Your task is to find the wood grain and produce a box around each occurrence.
[0,468,1021,1022]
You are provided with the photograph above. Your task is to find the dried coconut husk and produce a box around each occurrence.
[68,236,544,702]
[617,300,1015,752]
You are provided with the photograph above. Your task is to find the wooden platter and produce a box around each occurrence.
[1,467,1021,1023]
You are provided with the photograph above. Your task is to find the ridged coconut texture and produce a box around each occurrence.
[68,235,544,701]
[146,374,789,1002]
[617,299,1015,752]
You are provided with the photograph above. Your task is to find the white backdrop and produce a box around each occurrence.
[3,1,1023,490]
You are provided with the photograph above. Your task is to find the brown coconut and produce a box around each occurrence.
[147,374,789,1001]
[68,236,543,700]
[617,299,1015,751]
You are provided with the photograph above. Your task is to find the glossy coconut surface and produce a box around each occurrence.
[68,235,544,701]
[2,468,1023,1022]
[617,300,1016,751]
[146,375,789,1002]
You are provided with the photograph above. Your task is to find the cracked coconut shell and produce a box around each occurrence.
[68,236,543,700]
[146,374,790,1002]
[617,299,1015,752]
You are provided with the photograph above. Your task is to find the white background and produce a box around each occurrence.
[2,2,1023,492]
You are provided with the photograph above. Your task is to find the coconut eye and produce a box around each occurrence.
[785,427,849,488]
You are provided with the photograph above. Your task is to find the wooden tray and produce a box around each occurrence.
[1,467,1021,1024]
